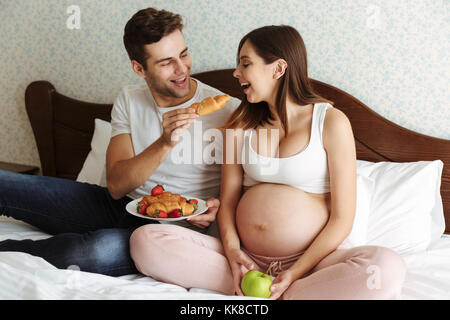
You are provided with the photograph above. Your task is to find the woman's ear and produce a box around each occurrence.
[274,59,287,80]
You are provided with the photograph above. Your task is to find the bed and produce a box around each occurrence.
[0,69,449,300]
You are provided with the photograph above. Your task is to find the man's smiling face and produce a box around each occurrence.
[141,29,194,106]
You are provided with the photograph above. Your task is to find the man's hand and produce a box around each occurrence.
[186,198,220,229]
[161,108,199,147]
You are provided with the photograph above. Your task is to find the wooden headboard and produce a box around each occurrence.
[25,69,450,232]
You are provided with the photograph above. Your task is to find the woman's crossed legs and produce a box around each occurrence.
[130,224,406,299]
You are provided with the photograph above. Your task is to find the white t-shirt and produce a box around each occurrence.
[110,79,240,232]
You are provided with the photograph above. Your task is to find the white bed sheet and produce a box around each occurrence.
[0,216,449,300]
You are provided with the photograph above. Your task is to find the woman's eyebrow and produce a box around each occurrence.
[238,55,250,64]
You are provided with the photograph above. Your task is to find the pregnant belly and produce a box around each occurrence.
[236,183,330,256]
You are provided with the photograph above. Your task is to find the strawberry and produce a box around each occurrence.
[168,209,182,218]
[151,185,164,196]
[157,210,168,219]
[137,201,147,215]
[152,209,168,218]
[188,199,198,211]
[150,209,158,218]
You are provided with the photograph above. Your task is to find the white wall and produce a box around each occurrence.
[0,0,448,166]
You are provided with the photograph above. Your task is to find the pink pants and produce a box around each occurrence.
[129,224,406,300]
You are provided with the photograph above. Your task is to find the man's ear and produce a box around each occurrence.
[131,60,147,78]
[274,59,287,80]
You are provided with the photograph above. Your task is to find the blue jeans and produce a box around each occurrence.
[0,169,155,276]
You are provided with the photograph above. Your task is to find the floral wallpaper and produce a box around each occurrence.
[0,0,448,167]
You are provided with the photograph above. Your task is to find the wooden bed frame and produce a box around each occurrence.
[24,69,450,233]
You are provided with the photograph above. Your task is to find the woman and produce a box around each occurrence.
[129,25,406,299]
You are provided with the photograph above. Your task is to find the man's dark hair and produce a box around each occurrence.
[123,8,183,70]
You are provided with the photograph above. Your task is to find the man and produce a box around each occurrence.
[0,7,240,276]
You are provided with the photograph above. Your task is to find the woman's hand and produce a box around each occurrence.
[186,198,220,229]
[269,270,295,300]
[224,247,257,296]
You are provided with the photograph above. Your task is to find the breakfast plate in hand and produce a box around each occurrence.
[125,185,208,222]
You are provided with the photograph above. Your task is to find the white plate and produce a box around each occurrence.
[125,195,208,222]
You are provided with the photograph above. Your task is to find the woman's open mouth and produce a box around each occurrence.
[241,82,251,94]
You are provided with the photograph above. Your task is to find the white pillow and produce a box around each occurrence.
[76,119,111,187]
[357,160,444,255]
[343,174,375,247]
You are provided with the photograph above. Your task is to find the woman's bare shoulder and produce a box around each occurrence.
[322,107,354,149]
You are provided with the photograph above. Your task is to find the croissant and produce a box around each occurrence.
[146,203,167,215]
[143,195,160,205]
[143,191,196,217]
[189,94,230,116]
[180,202,195,216]
[164,201,183,213]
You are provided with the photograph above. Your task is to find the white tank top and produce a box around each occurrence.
[242,103,332,194]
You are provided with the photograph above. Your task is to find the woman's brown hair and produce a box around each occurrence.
[221,25,332,135]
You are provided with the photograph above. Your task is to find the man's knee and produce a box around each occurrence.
[71,229,135,274]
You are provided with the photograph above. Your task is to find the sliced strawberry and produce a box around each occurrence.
[188,199,198,204]
[158,210,168,218]
[151,185,164,196]
[168,209,182,218]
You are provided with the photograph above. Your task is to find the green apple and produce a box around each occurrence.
[241,270,272,298]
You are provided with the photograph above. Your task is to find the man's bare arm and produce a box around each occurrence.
[106,107,199,200]
[106,134,172,200]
